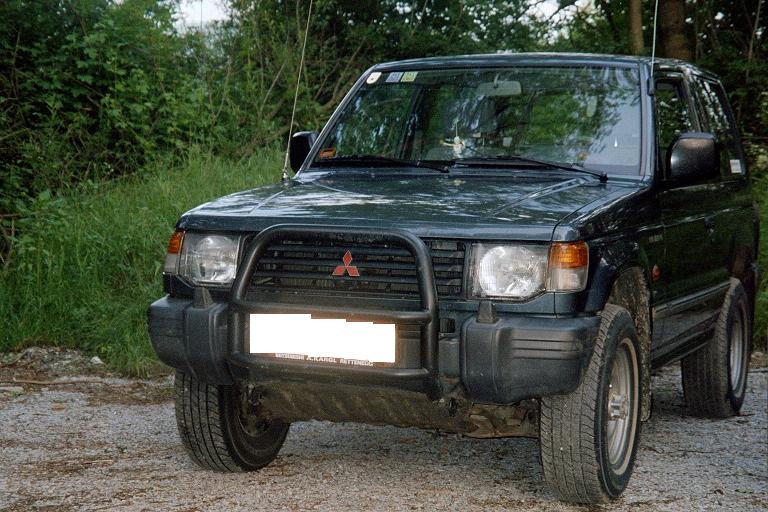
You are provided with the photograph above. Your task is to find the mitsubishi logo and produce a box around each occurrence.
[333,250,359,277]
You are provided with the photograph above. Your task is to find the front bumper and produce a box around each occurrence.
[149,223,599,420]
[147,295,599,404]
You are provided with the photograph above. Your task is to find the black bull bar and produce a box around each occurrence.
[227,224,442,397]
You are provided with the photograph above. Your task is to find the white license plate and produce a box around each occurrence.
[249,314,396,366]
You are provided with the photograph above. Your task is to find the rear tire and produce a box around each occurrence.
[540,305,642,504]
[681,280,751,418]
[174,371,289,471]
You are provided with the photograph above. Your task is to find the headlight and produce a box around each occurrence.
[470,242,588,300]
[178,232,240,286]
[471,244,548,299]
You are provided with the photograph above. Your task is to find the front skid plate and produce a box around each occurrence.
[247,380,538,438]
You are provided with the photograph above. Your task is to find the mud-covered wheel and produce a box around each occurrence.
[174,371,289,471]
[540,304,642,504]
[682,280,751,418]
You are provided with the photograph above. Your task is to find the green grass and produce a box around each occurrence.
[1,146,765,375]
[0,147,281,375]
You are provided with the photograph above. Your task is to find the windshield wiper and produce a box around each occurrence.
[454,155,608,182]
[313,154,450,173]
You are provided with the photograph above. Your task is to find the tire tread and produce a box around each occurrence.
[540,304,638,504]
[681,281,749,418]
[174,371,245,472]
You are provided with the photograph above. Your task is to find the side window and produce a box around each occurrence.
[654,80,693,160]
[694,78,743,176]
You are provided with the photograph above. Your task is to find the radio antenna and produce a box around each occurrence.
[648,0,660,95]
[282,0,314,182]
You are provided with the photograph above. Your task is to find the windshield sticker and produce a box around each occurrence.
[385,72,403,83]
[318,148,336,159]
[730,159,743,174]
[366,71,381,84]
[401,71,418,82]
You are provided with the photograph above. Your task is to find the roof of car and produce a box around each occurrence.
[371,52,718,80]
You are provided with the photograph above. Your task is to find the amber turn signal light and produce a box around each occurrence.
[164,230,185,275]
[549,242,589,269]
[547,242,588,292]
[167,230,184,255]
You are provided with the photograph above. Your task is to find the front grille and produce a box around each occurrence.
[249,238,465,299]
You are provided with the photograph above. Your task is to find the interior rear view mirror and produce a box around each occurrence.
[475,80,521,97]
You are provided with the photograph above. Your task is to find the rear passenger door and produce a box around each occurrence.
[653,75,725,356]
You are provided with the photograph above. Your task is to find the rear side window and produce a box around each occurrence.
[694,78,744,176]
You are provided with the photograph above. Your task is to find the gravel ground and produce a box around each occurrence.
[0,348,766,512]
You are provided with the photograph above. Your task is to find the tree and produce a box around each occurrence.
[658,0,693,60]
[629,0,644,54]
[210,0,545,151]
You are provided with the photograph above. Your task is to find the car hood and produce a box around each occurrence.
[178,171,637,240]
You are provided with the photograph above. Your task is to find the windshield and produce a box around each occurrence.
[311,66,642,175]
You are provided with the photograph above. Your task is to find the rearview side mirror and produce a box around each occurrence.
[666,132,719,184]
[289,131,318,172]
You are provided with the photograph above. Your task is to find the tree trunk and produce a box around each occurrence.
[629,0,644,54]
[658,0,693,61]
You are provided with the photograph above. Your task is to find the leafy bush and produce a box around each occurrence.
[0,0,210,239]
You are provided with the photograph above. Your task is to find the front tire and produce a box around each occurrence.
[540,305,642,504]
[174,371,289,472]
[681,280,751,418]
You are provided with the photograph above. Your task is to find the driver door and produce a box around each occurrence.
[653,75,725,360]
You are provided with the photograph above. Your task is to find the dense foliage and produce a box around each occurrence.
[0,0,765,371]
[2,1,765,210]
[0,0,214,263]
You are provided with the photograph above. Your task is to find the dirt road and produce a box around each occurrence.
[1,348,766,511]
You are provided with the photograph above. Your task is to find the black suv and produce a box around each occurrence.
[148,53,758,504]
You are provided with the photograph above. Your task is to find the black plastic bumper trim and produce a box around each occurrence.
[461,314,600,404]
[147,295,233,385]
